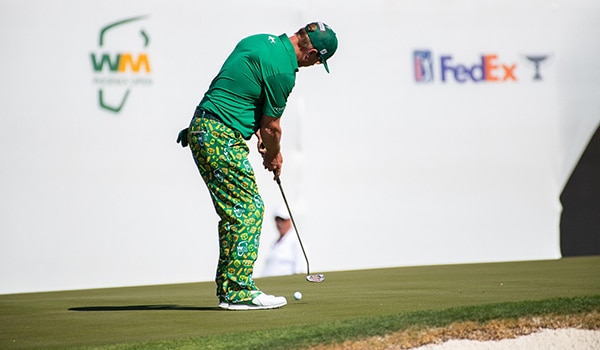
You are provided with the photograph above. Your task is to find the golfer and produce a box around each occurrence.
[177,22,337,310]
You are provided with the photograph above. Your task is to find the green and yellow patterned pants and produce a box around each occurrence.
[188,114,263,303]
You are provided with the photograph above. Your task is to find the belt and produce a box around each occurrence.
[194,109,223,123]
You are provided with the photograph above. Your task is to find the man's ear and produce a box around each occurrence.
[305,48,319,61]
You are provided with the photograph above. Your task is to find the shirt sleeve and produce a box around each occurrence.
[262,73,295,118]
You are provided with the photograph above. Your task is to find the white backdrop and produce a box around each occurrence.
[1,0,599,294]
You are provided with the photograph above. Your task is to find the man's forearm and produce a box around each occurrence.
[260,128,281,156]
[259,116,282,157]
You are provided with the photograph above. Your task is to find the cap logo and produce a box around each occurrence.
[318,22,326,31]
[320,49,328,55]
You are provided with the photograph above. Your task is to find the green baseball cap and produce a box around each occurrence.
[305,22,338,73]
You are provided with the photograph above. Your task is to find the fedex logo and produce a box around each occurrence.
[441,55,516,82]
[414,50,538,84]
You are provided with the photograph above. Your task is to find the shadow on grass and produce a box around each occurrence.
[69,305,220,311]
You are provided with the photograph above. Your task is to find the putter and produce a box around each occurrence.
[276,178,325,283]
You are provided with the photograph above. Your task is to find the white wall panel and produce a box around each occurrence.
[1,0,598,293]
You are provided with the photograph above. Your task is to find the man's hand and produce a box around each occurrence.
[263,151,283,180]
[255,130,267,155]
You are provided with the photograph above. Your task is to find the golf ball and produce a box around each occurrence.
[293,291,302,300]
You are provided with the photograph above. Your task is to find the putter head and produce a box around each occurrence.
[306,274,325,283]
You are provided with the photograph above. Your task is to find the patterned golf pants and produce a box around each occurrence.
[188,114,264,303]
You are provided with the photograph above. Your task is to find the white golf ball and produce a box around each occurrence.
[293,291,302,300]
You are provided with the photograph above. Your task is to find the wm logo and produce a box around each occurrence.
[90,16,151,113]
[91,53,151,73]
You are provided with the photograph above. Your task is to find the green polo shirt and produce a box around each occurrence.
[198,33,299,139]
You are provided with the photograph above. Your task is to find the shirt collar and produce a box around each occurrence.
[279,34,299,72]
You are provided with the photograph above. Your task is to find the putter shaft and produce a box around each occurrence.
[276,178,311,274]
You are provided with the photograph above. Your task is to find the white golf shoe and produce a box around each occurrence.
[222,291,287,311]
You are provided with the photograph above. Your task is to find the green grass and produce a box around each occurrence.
[145,295,600,350]
[1,256,599,349]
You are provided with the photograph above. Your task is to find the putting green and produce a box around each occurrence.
[1,256,598,349]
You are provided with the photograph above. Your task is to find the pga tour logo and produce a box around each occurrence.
[414,50,551,83]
